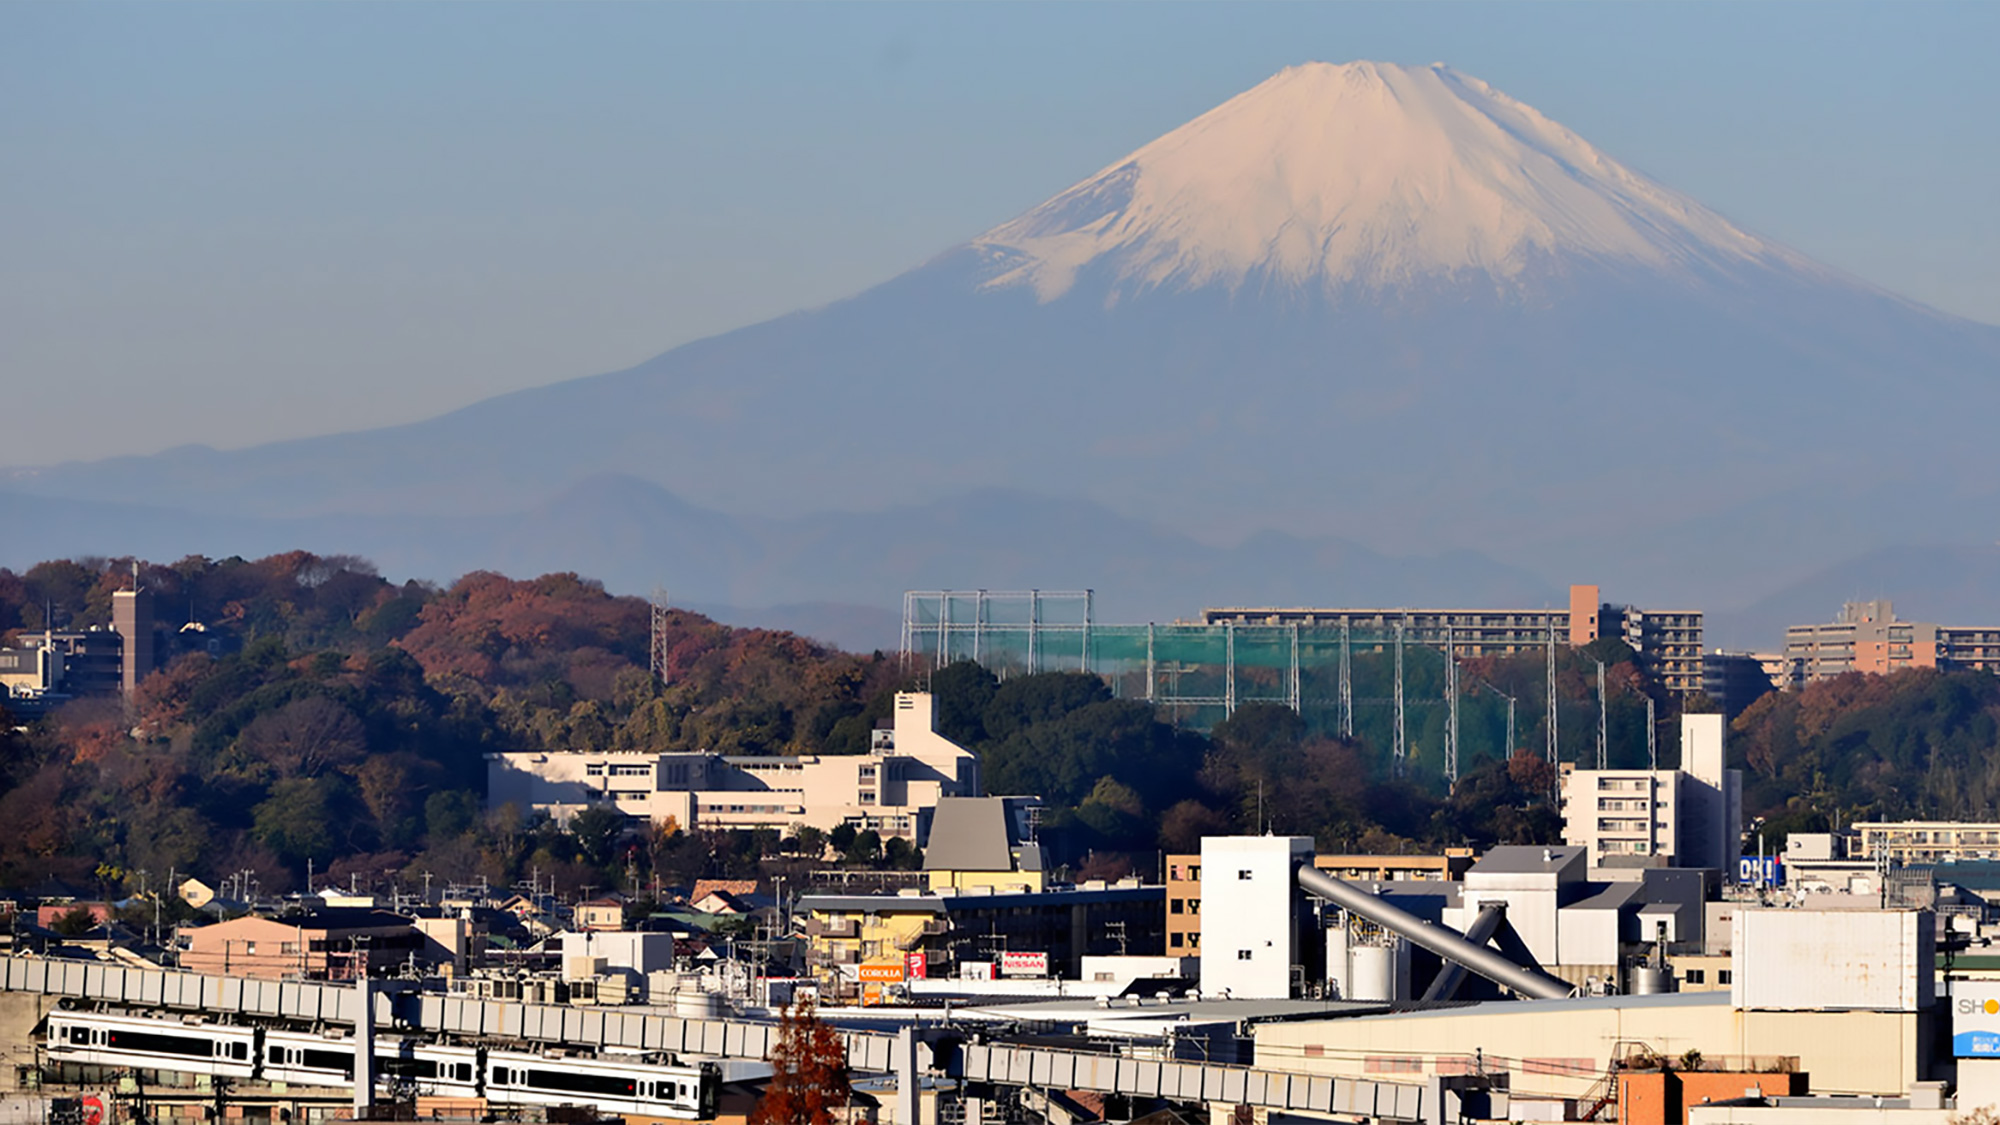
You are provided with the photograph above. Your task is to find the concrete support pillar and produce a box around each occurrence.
[352,975,373,1120]
[894,1025,918,1125]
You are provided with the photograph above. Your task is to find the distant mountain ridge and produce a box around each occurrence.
[8,60,2000,625]
[0,477,1559,650]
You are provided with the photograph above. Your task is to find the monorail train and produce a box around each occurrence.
[45,1011,716,1120]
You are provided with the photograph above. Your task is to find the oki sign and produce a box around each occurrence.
[999,951,1049,977]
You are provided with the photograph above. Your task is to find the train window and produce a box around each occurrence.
[68,1027,89,1046]
[231,1043,248,1061]
[455,1064,472,1082]
[108,1029,214,1059]
[492,1067,512,1085]
[521,1068,637,1098]
[301,1049,354,1074]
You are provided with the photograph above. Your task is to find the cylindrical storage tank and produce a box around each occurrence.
[671,989,725,1017]
[1348,943,1398,1002]
[1629,965,1675,995]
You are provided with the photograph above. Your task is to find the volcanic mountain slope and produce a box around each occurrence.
[967,60,1813,299]
[11,61,2000,611]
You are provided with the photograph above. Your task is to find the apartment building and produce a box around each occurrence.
[176,909,425,980]
[1783,600,2000,686]
[798,883,1164,988]
[1700,650,1780,719]
[1166,855,1202,954]
[922,796,1046,893]
[0,589,168,711]
[1559,714,1742,870]
[1203,583,1705,694]
[485,692,978,841]
[1851,821,2000,865]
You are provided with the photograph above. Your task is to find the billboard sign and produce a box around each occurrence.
[905,951,928,981]
[858,962,906,983]
[1000,951,1049,977]
[1738,856,1784,886]
[1955,983,2000,1057]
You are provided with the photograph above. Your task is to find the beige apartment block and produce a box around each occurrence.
[1204,583,1705,695]
[486,692,978,840]
[1783,600,2000,686]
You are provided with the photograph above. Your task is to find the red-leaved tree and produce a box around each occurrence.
[750,997,849,1125]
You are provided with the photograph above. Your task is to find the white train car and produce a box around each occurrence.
[46,1011,260,1081]
[257,1028,487,1098]
[486,1048,715,1120]
[44,1010,717,1121]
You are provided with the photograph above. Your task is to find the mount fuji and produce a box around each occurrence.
[10,62,2000,642]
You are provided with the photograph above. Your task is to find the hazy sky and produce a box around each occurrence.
[5,3,1995,469]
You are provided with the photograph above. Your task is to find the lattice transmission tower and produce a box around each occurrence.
[649,587,670,685]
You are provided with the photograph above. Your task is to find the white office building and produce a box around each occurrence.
[1559,713,1742,871]
[485,692,979,841]
[1198,836,1315,1001]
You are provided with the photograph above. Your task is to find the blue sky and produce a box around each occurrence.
[4,2,1995,467]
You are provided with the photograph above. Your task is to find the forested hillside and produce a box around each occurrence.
[0,554,898,893]
[5,552,1993,899]
[1734,668,2000,843]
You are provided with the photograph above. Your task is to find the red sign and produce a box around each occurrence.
[80,1097,104,1125]
[999,951,1048,977]
[905,951,928,981]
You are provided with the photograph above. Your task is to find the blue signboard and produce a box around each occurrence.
[1738,855,1784,886]
[1954,985,2000,1058]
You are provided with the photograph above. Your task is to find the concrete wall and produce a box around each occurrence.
[0,992,59,1092]
[1253,996,1922,1100]
[1732,909,1933,1012]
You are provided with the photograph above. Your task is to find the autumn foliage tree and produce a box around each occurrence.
[749,997,849,1125]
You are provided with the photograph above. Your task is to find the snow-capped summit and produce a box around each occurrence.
[969,61,1807,301]
[12,60,2000,627]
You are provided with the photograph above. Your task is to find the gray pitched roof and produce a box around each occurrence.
[922,797,1020,872]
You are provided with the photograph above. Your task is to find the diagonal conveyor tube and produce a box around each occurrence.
[1298,863,1573,1000]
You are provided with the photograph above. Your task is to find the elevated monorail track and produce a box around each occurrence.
[3,958,1477,1122]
